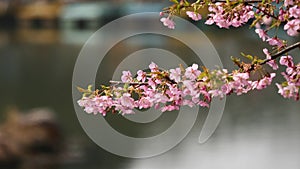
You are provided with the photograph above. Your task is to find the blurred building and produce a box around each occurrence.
[0,0,168,29]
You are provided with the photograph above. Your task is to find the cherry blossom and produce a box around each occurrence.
[256,73,276,90]
[169,67,182,83]
[121,71,133,83]
[137,70,146,82]
[263,48,279,70]
[160,17,175,29]
[288,5,300,18]
[284,19,300,36]
[186,11,202,21]
[78,54,298,116]
[266,37,284,47]
[279,55,294,67]
[284,0,294,7]
[149,62,159,72]
[185,64,201,80]
[255,29,268,41]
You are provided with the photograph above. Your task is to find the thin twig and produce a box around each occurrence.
[109,81,148,85]
[251,4,278,19]
[246,41,300,72]
[262,41,300,64]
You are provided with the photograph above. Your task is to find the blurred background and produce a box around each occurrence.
[0,0,299,169]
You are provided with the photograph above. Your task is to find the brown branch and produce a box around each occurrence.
[246,41,300,72]
[251,4,278,19]
[262,41,300,64]
[109,81,148,85]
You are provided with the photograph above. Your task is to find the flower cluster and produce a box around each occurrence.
[78,61,280,116]
[161,0,299,47]
[160,16,175,29]
[205,3,254,28]
[276,55,300,100]
[254,2,299,48]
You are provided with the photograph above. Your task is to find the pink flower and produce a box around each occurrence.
[221,83,232,95]
[137,97,152,109]
[182,80,197,96]
[161,105,179,112]
[231,72,251,95]
[166,84,182,101]
[116,93,136,114]
[276,83,299,100]
[284,19,300,36]
[169,67,181,83]
[149,62,159,72]
[185,64,201,80]
[208,89,223,98]
[84,106,95,114]
[121,71,133,83]
[255,22,261,29]
[255,29,268,41]
[284,0,294,7]
[242,10,254,22]
[77,97,90,107]
[233,72,249,81]
[160,17,175,29]
[205,4,253,28]
[199,101,209,107]
[205,18,214,25]
[262,16,272,25]
[279,55,294,67]
[263,48,278,70]
[78,96,114,116]
[151,93,169,104]
[147,78,157,89]
[256,73,276,90]
[286,67,295,75]
[278,9,286,21]
[137,70,146,82]
[120,93,135,109]
[231,18,242,27]
[93,96,113,116]
[182,99,194,107]
[186,11,202,21]
[288,6,300,18]
[266,37,284,47]
[215,18,230,29]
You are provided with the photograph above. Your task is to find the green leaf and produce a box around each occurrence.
[245,55,253,60]
[257,59,265,64]
[184,0,190,6]
[88,85,93,91]
[170,0,179,4]
[124,83,129,90]
[231,56,241,67]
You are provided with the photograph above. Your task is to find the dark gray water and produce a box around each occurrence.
[0,21,299,169]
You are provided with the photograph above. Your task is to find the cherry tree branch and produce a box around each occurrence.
[262,41,300,64]
[109,81,148,85]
